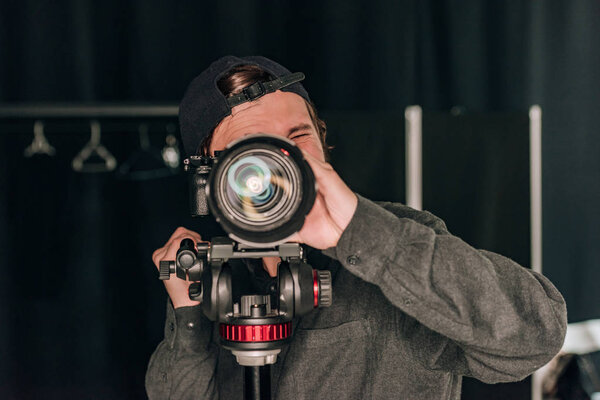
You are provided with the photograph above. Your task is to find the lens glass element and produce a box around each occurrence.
[218,148,301,231]
[227,156,273,204]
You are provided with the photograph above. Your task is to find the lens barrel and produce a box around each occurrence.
[207,134,316,247]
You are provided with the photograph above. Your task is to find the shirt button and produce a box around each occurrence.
[403,298,412,305]
[347,255,361,265]
[186,322,195,330]
[169,322,175,331]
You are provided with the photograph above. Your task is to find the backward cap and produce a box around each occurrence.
[179,55,311,157]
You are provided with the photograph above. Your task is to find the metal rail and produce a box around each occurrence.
[404,105,422,210]
[0,103,179,119]
[529,104,543,400]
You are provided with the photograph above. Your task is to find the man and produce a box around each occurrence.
[146,55,567,399]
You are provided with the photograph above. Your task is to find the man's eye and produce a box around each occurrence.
[290,133,310,140]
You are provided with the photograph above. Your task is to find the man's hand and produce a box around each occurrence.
[289,151,358,249]
[152,227,202,309]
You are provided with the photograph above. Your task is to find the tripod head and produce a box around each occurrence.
[159,237,332,366]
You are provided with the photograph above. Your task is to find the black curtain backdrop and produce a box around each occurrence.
[1,1,599,399]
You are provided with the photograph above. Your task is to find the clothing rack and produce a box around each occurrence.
[0,103,179,119]
[0,103,182,175]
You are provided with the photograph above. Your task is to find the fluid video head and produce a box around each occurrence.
[160,134,332,367]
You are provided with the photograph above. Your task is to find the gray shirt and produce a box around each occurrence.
[145,195,567,399]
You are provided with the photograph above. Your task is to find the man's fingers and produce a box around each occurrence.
[302,150,358,231]
[302,150,350,201]
[165,228,202,250]
[152,248,166,268]
[167,226,202,244]
[168,226,188,241]
[302,151,336,188]
[153,227,202,269]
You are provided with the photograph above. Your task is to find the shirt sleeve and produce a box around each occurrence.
[145,300,220,399]
[323,194,567,383]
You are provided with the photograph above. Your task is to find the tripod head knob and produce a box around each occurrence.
[316,270,332,308]
[189,282,202,301]
[177,238,197,269]
[159,260,174,280]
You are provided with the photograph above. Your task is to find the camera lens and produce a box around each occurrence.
[208,135,315,246]
[222,150,299,229]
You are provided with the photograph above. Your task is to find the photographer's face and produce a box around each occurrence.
[210,91,325,161]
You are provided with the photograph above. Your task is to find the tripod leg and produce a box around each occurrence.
[244,365,271,400]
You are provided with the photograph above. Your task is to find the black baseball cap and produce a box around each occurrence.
[179,55,311,157]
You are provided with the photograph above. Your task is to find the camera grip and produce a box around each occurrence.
[189,170,210,216]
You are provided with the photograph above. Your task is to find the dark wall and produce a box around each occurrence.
[1,1,599,399]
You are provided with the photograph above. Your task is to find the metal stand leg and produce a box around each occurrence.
[244,365,271,400]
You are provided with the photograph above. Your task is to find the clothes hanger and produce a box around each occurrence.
[117,123,176,180]
[161,123,181,169]
[72,120,117,173]
[24,121,56,157]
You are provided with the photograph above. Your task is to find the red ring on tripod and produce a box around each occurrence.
[313,269,319,308]
[219,321,292,342]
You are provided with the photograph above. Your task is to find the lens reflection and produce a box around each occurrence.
[227,156,273,205]
[219,149,300,230]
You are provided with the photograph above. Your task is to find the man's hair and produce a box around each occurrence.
[198,64,330,159]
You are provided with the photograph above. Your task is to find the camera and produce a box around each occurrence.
[184,133,317,247]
